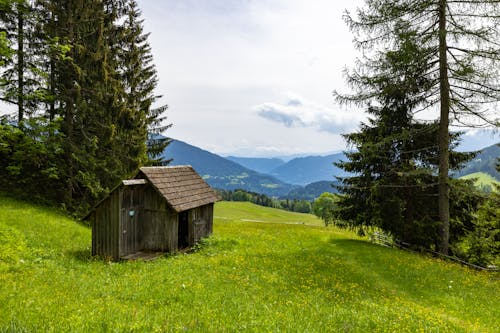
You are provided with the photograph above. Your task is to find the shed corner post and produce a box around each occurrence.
[116,188,123,260]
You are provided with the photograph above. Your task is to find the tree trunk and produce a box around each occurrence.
[64,101,74,205]
[63,1,75,206]
[49,58,55,121]
[48,10,56,123]
[17,5,24,126]
[438,0,450,255]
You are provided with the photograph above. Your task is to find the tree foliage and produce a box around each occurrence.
[217,189,313,213]
[453,162,500,266]
[334,26,484,251]
[0,0,169,213]
[0,117,64,203]
[312,192,339,226]
[337,0,500,254]
[0,1,15,65]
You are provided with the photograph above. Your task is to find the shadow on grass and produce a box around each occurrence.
[67,248,94,262]
[67,247,194,263]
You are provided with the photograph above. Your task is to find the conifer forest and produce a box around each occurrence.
[0,0,170,213]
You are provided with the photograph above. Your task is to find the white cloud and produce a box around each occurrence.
[256,94,365,134]
[135,0,495,156]
[135,0,364,156]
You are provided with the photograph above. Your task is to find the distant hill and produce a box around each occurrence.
[265,142,499,186]
[162,140,297,196]
[162,140,348,198]
[460,172,499,192]
[162,139,499,198]
[456,143,499,180]
[284,180,340,200]
[269,153,349,185]
[226,156,285,174]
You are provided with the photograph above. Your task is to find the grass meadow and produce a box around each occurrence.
[0,198,499,332]
[460,172,499,192]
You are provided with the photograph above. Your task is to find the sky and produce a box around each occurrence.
[137,0,500,157]
[2,0,492,158]
[137,0,376,157]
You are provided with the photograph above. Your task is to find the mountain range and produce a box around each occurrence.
[227,153,349,185]
[225,156,285,174]
[162,140,298,197]
[454,143,499,180]
[162,140,345,198]
[163,139,499,199]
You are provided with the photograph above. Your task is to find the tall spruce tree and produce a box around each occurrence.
[336,0,500,254]
[39,0,133,210]
[335,26,476,249]
[40,0,98,207]
[118,0,170,166]
[0,0,47,126]
[0,0,170,212]
[0,1,14,66]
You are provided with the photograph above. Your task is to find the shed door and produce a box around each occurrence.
[120,187,143,256]
[178,211,189,249]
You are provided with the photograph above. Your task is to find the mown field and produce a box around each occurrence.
[0,198,499,332]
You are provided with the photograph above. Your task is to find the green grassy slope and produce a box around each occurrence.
[0,197,498,332]
[215,201,323,226]
[460,172,499,192]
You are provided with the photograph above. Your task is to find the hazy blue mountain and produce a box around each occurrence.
[161,139,499,198]
[162,140,297,196]
[226,156,285,174]
[285,180,340,200]
[269,153,349,185]
[455,143,499,180]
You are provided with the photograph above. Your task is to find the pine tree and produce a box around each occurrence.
[0,0,170,212]
[0,1,14,66]
[335,25,474,249]
[0,0,47,126]
[336,0,500,254]
[38,0,127,210]
[117,0,170,167]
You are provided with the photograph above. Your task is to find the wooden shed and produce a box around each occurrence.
[85,166,220,260]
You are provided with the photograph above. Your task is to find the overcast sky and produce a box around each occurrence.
[137,0,498,157]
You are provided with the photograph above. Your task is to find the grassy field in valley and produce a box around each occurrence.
[214,201,323,226]
[0,198,499,332]
[460,172,499,191]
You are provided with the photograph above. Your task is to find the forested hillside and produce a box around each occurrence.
[163,138,497,200]
[0,0,169,213]
[285,180,340,200]
[225,156,285,174]
[270,153,349,185]
[164,140,297,196]
[455,144,500,180]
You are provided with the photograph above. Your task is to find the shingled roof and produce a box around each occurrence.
[137,166,220,213]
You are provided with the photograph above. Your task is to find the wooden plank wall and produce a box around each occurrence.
[165,212,178,252]
[119,186,145,257]
[92,190,120,259]
[92,183,215,259]
[142,186,178,252]
[191,203,214,244]
[206,203,214,234]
